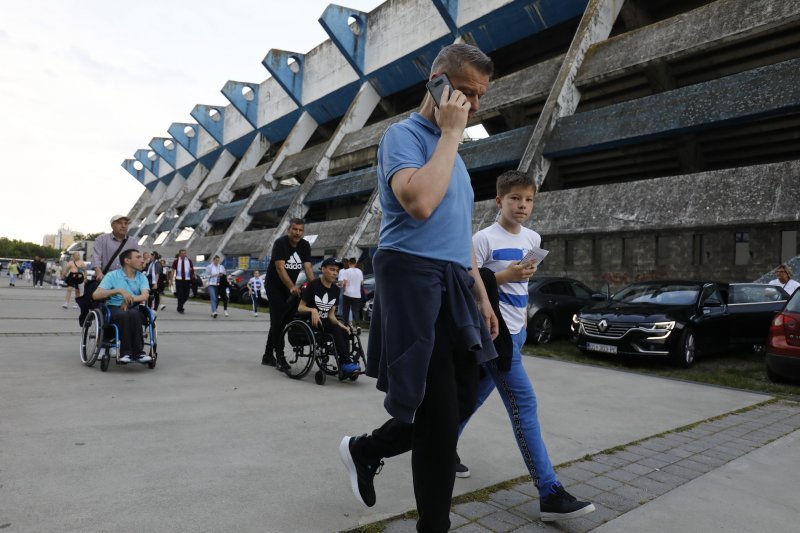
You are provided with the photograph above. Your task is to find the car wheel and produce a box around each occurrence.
[766,366,786,384]
[528,313,553,345]
[670,328,696,368]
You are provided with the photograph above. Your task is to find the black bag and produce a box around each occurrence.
[76,238,128,326]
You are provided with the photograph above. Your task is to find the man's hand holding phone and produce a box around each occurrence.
[427,74,469,137]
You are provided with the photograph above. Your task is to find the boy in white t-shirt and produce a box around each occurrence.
[341,258,364,324]
[462,170,594,521]
[248,271,264,317]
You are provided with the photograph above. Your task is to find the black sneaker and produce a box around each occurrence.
[540,485,595,521]
[455,452,471,478]
[262,354,276,367]
[339,435,382,507]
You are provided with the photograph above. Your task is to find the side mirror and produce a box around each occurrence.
[591,293,608,301]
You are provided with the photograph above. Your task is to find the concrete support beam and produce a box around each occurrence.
[261,81,381,260]
[576,0,800,88]
[185,134,271,248]
[517,0,624,190]
[505,160,800,236]
[211,111,319,261]
[545,58,800,157]
[149,138,178,169]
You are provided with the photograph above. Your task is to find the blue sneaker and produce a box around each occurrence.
[341,362,360,374]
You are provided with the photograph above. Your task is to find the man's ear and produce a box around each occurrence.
[495,196,502,209]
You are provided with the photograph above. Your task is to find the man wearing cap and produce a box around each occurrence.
[93,215,138,281]
[297,257,360,375]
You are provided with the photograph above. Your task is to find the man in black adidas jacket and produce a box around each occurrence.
[262,218,315,367]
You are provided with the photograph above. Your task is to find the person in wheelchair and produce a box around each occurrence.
[297,257,360,375]
[92,249,152,364]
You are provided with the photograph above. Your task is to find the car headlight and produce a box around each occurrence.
[641,321,675,340]
[572,314,579,325]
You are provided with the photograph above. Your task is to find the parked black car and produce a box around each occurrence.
[572,281,789,367]
[526,277,599,344]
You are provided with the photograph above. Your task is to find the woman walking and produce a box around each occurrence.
[7,259,20,286]
[62,253,86,309]
[206,255,227,318]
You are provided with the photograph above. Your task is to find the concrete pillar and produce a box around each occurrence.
[185,133,271,247]
[260,81,381,260]
[211,111,319,260]
[517,0,624,190]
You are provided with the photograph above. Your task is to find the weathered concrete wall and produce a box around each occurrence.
[275,144,327,179]
[256,77,298,129]
[224,229,276,256]
[456,0,513,27]
[304,218,360,255]
[576,0,800,87]
[222,104,254,145]
[363,0,449,74]
[302,40,359,106]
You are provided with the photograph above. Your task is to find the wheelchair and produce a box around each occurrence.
[281,315,366,385]
[79,304,158,371]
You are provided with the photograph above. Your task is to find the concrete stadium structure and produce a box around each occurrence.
[122,0,800,288]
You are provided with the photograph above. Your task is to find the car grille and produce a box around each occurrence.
[581,319,634,339]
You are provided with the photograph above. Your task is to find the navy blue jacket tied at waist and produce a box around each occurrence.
[366,249,498,424]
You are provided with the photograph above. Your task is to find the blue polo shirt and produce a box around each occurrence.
[376,112,474,268]
[98,268,150,307]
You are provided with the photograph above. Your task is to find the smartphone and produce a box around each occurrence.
[426,73,452,107]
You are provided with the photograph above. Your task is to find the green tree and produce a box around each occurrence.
[0,238,61,259]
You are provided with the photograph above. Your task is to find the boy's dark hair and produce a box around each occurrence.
[120,249,139,264]
[289,218,305,226]
[496,170,536,197]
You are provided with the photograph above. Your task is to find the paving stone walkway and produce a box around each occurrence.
[363,399,800,533]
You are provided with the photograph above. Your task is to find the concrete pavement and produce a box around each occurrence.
[0,284,793,532]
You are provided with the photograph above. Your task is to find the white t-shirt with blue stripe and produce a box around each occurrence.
[473,222,542,334]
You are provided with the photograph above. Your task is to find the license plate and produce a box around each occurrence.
[587,342,617,354]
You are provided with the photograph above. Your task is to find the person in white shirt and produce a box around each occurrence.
[341,258,364,324]
[248,271,264,317]
[769,264,800,296]
[206,255,227,319]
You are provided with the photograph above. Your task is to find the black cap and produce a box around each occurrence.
[321,257,344,269]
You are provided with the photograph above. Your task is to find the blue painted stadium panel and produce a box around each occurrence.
[462,0,587,54]
[176,161,199,179]
[367,38,452,96]
[305,81,362,124]
[221,81,259,128]
[198,147,224,170]
[259,108,303,144]
[160,171,176,187]
[225,131,258,159]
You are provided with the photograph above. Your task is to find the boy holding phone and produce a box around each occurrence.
[465,169,596,521]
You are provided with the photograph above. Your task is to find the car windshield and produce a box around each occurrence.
[729,284,787,304]
[612,283,701,305]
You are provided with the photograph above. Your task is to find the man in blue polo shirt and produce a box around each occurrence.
[93,249,151,364]
[339,43,499,532]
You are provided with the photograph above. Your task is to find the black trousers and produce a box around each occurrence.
[148,283,160,310]
[33,271,44,286]
[109,307,144,356]
[341,295,362,322]
[355,311,479,533]
[175,280,191,311]
[319,319,350,364]
[264,285,290,359]
[250,290,260,313]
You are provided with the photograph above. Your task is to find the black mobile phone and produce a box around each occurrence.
[426,73,452,107]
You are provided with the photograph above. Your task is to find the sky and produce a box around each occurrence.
[0,0,384,244]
